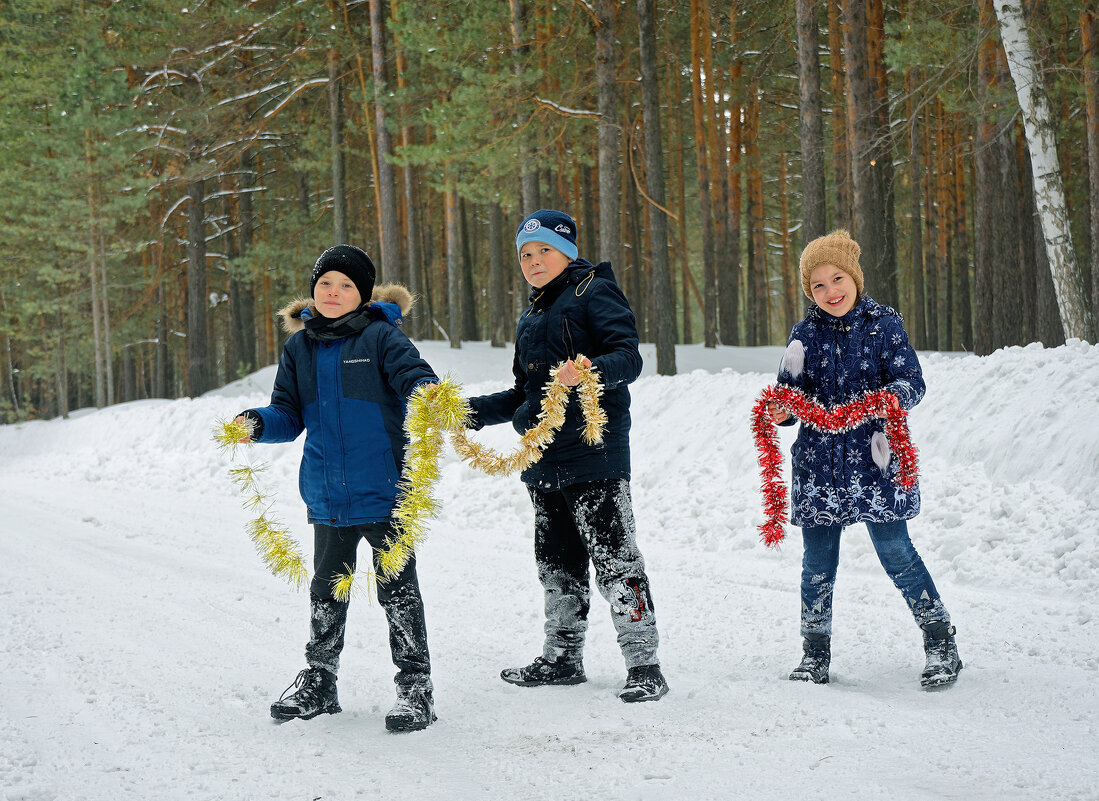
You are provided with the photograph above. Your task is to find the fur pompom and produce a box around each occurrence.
[871,431,891,472]
[780,339,805,379]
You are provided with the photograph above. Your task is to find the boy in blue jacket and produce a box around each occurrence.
[234,244,440,730]
[466,210,669,703]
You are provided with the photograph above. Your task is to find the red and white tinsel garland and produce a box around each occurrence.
[750,385,920,548]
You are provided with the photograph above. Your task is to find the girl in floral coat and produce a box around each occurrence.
[769,229,962,689]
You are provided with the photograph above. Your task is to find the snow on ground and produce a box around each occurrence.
[1,339,1097,801]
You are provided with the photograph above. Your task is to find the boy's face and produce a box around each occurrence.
[809,263,858,317]
[312,270,362,318]
[519,241,570,288]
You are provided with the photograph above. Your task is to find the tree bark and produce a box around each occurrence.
[329,48,348,245]
[637,0,676,374]
[595,0,621,268]
[993,0,1093,340]
[690,0,717,347]
[796,0,827,245]
[369,0,400,283]
[186,176,209,396]
[445,187,461,349]
[1084,9,1099,340]
[842,0,891,305]
[828,0,851,230]
[489,202,508,347]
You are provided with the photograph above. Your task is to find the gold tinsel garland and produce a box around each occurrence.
[214,418,309,589]
[215,356,606,601]
[449,355,606,476]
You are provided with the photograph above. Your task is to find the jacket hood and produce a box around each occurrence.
[278,283,415,334]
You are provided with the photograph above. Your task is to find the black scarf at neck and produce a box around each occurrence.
[303,305,373,341]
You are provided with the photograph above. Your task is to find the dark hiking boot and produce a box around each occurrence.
[500,656,587,687]
[618,664,669,703]
[920,621,963,689]
[270,667,341,721]
[789,634,831,684]
[385,681,437,732]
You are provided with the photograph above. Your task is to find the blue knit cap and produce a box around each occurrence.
[515,209,578,262]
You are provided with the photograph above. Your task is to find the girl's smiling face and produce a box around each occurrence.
[809,263,858,317]
[312,270,362,318]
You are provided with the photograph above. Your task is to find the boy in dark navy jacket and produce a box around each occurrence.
[467,210,669,703]
[234,244,440,731]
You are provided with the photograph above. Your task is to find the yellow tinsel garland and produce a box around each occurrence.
[215,356,606,600]
[214,418,309,589]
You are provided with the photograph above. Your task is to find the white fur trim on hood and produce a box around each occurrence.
[277,283,416,334]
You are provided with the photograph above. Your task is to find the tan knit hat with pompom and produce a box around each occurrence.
[799,229,863,300]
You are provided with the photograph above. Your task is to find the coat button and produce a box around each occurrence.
[528,362,535,370]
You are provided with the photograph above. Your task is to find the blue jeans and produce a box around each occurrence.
[799,520,948,637]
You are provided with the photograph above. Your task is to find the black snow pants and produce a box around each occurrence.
[528,478,660,669]
[305,522,431,689]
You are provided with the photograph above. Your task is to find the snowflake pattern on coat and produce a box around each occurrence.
[777,296,924,527]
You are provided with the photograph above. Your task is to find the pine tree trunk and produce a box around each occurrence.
[186,176,209,396]
[906,66,927,347]
[329,48,348,245]
[445,187,461,349]
[489,203,507,347]
[828,0,851,230]
[842,0,890,304]
[690,0,717,347]
[637,0,677,373]
[236,149,257,372]
[993,0,1093,339]
[796,0,827,245]
[952,120,973,349]
[595,0,620,267]
[721,54,742,346]
[370,0,400,283]
[746,84,769,345]
[459,198,478,342]
[974,0,998,354]
[1084,9,1099,339]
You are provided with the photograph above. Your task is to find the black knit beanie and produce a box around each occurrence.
[310,244,376,300]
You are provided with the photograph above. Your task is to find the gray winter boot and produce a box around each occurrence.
[920,621,962,689]
[789,634,831,684]
[385,679,437,732]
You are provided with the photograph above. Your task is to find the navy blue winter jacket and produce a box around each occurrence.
[468,260,642,491]
[777,296,925,527]
[245,288,437,526]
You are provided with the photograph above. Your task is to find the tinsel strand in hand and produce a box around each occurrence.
[750,385,920,548]
[449,355,606,476]
[213,418,309,589]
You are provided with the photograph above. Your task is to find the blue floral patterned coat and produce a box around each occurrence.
[777,296,924,527]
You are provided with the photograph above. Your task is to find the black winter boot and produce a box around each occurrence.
[385,680,436,732]
[270,667,341,721]
[789,634,831,684]
[920,621,962,689]
[619,664,669,703]
[500,656,587,687]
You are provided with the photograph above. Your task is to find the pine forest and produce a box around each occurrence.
[1,0,1096,421]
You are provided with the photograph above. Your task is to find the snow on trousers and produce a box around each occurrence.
[799,519,949,636]
[529,478,660,669]
[306,522,431,688]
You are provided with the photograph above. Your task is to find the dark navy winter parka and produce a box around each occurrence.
[245,288,437,526]
[777,296,925,527]
[468,260,642,491]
